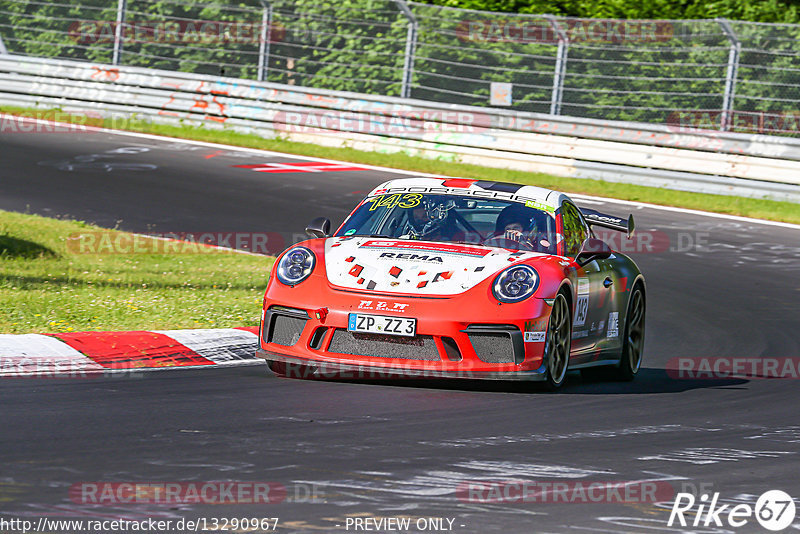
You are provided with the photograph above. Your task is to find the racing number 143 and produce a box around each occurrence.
[368,193,422,211]
[574,297,588,326]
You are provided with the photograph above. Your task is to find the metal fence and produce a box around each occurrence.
[1,0,800,135]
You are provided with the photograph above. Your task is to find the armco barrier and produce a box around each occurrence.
[1,55,800,202]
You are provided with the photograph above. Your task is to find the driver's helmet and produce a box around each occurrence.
[495,204,537,236]
[408,198,456,238]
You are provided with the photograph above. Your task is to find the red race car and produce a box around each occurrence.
[257,178,646,389]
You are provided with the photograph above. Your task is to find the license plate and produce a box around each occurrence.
[348,313,416,337]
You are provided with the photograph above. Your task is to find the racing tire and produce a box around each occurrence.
[613,285,646,381]
[543,291,572,390]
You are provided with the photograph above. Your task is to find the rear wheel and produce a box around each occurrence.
[543,292,572,390]
[613,285,645,381]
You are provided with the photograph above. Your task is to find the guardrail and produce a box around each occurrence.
[5,0,800,131]
[1,55,799,203]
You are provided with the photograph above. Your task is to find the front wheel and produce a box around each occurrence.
[543,292,572,390]
[613,285,646,381]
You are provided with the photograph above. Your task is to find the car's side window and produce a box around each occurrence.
[561,202,588,258]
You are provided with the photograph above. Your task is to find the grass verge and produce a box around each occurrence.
[2,105,799,224]
[0,209,272,334]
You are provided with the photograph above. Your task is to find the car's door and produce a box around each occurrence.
[560,201,615,356]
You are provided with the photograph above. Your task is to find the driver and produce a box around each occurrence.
[493,204,551,251]
[407,200,457,241]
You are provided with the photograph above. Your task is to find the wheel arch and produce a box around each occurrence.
[629,275,646,306]
[557,280,573,315]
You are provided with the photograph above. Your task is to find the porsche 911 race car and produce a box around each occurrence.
[256,177,646,389]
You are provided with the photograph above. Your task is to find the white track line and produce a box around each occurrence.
[12,115,800,231]
[568,194,800,230]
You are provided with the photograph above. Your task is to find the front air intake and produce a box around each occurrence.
[328,330,440,361]
[463,325,524,365]
[263,307,309,347]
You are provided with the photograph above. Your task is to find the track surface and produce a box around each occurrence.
[2,127,800,533]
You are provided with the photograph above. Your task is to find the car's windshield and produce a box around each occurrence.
[335,193,558,254]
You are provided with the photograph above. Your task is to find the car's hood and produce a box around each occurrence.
[324,237,546,295]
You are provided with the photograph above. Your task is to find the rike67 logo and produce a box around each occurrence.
[668,490,796,531]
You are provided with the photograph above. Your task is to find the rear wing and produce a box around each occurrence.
[580,208,635,238]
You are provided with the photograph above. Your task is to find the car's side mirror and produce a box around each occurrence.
[576,238,613,265]
[305,217,331,238]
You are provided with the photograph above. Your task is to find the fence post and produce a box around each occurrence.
[394,0,418,99]
[0,32,8,55]
[717,18,740,132]
[544,15,568,116]
[112,0,127,65]
[257,0,273,82]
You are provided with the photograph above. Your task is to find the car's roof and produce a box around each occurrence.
[366,177,571,211]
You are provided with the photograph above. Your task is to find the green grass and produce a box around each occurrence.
[3,105,799,224]
[0,210,273,334]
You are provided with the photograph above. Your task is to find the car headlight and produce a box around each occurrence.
[492,265,539,303]
[276,246,315,286]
